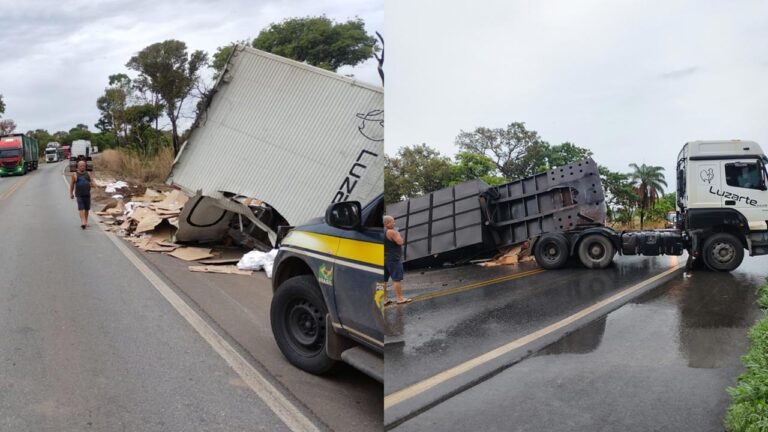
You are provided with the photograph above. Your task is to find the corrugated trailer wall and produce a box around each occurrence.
[386,179,492,267]
[168,45,384,226]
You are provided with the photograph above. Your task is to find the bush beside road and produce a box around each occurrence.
[727,280,768,432]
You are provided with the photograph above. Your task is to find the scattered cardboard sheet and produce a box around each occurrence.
[188,265,252,275]
[197,258,241,265]
[135,210,162,233]
[167,247,213,261]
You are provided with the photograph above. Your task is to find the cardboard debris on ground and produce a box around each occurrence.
[197,258,241,265]
[188,265,252,276]
[479,244,535,267]
[135,210,163,233]
[167,247,214,261]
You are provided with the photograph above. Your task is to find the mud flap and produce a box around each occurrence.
[325,314,355,361]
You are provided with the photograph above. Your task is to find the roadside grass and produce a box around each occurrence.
[97,147,175,184]
[726,280,768,432]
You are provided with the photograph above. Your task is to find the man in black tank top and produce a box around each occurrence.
[384,215,412,305]
[69,160,92,229]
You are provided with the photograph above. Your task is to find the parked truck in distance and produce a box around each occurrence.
[0,134,38,176]
[45,141,63,163]
[69,139,93,172]
[388,140,768,272]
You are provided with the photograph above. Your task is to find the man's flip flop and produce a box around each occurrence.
[383,299,394,306]
[396,298,413,305]
[81,225,86,230]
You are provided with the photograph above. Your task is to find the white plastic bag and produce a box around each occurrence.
[237,249,279,275]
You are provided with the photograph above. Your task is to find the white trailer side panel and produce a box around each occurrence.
[168,46,384,225]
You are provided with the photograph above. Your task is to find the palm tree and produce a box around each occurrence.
[629,163,667,230]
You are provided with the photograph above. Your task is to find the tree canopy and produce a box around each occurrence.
[126,40,208,155]
[252,16,378,71]
[629,163,667,229]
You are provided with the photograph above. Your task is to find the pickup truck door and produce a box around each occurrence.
[332,227,384,350]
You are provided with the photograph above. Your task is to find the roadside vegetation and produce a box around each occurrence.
[385,121,671,228]
[726,280,768,432]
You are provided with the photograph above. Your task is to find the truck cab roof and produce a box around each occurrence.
[683,140,765,160]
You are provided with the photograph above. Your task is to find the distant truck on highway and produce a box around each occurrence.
[389,140,768,272]
[69,139,93,172]
[0,134,39,176]
[45,141,63,163]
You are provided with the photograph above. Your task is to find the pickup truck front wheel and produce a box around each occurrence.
[271,275,336,374]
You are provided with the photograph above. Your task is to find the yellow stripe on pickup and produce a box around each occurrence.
[283,230,383,267]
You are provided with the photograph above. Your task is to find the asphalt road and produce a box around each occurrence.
[386,248,767,430]
[135,242,383,432]
[0,163,305,431]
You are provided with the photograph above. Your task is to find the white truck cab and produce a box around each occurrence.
[677,140,768,261]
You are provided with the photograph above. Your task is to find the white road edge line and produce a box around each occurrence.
[384,261,686,409]
[61,173,320,432]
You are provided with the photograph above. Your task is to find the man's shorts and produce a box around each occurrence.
[76,195,91,211]
[384,260,404,282]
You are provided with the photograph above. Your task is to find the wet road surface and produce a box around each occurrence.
[385,256,683,396]
[0,163,298,431]
[390,253,767,431]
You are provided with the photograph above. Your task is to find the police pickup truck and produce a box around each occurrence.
[270,195,384,382]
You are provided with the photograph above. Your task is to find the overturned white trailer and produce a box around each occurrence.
[167,45,384,248]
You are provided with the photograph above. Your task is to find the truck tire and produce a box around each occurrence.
[534,233,570,270]
[577,234,615,269]
[271,275,336,374]
[701,233,744,272]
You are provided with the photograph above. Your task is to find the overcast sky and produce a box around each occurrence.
[386,0,768,188]
[0,0,382,134]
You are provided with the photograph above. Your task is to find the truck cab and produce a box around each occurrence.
[677,140,768,267]
[270,195,384,382]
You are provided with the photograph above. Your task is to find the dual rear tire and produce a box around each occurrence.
[534,233,615,270]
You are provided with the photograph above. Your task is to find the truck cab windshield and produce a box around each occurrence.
[0,149,21,158]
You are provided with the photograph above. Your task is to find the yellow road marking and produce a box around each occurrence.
[384,262,685,410]
[412,268,546,303]
[0,176,30,201]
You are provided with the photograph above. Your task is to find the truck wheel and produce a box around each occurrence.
[534,233,570,269]
[270,275,336,374]
[577,234,615,269]
[702,233,744,272]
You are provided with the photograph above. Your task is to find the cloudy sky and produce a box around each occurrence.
[0,0,382,134]
[386,0,768,188]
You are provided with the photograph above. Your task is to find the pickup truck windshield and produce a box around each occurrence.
[0,149,21,158]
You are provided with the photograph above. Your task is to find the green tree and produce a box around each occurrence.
[456,122,549,180]
[0,119,16,135]
[629,163,667,230]
[384,144,453,204]
[210,41,249,78]
[599,166,638,225]
[253,16,378,71]
[646,192,676,223]
[126,40,208,155]
[0,94,5,118]
[449,151,506,185]
[27,129,53,155]
[96,74,133,145]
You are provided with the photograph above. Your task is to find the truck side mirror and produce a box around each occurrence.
[326,201,362,230]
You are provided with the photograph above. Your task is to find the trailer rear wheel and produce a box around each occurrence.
[702,233,743,272]
[578,234,615,269]
[534,233,570,269]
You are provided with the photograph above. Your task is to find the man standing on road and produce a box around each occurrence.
[384,215,412,305]
[69,160,92,229]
